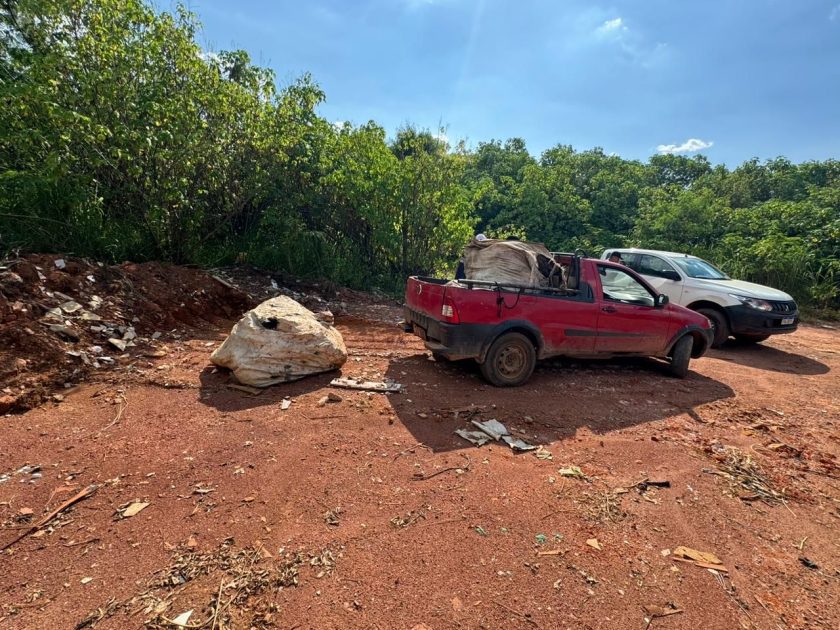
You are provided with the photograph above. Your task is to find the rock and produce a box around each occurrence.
[60,300,83,314]
[13,261,39,284]
[50,324,80,341]
[210,296,347,387]
[108,338,127,352]
[0,394,15,414]
[317,393,343,407]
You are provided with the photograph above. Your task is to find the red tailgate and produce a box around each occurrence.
[405,277,449,319]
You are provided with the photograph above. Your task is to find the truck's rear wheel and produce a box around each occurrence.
[697,308,729,348]
[669,335,693,378]
[431,351,447,362]
[480,332,536,387]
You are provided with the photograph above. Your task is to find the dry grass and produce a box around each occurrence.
[705,445,785,506]
[76,539,333,630]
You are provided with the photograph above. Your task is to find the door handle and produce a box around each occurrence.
[601,305,617,313]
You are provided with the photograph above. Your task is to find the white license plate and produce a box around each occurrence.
[781,317,795,325]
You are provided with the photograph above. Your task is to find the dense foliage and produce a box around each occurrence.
[2,1,838,308]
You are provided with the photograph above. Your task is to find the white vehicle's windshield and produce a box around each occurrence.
[670,257,729,280]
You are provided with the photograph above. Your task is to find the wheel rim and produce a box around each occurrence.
[496,344,526,379]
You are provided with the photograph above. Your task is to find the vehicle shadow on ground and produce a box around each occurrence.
[707,341,829,375]
[196,366,336,412]
[385,353,735,453]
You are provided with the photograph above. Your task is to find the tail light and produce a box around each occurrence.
[441,295,460,323]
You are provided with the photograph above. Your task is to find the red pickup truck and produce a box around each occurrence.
[403,254,712,386]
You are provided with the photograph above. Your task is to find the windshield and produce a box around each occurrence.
[670,257,729,280]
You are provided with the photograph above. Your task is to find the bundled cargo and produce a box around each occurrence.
[462,239,564,288]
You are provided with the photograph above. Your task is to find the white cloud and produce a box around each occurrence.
[332,120,348,130]
[597,17,627,35]
[831,4,840,20]
[656,138,714,154]
[434,131,449,145]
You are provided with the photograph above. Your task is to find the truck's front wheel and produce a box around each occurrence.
[480,332,536,387]
[668,335,693,378]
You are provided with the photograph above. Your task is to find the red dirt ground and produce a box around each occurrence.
[0,270,838,629]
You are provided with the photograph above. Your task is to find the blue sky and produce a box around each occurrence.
[190,0,840,166]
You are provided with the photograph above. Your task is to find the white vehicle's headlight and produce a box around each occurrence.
[729,294,773,311]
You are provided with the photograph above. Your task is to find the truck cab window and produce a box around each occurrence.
[598,265,655,307]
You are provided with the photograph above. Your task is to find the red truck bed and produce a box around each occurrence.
[404,256,712,386]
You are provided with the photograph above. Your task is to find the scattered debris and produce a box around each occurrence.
[799,557,819,570]
[704,445,785,505]
[170,610,193,627]
[558,466,587,480]
[106,337,127,352]
[80,577,93,585]
[643,604,684,628]
[281,398,292,410]
[74,597,122,629]
[390,508,427,528]
[586,538,603,551]
[50,324,80,342]
[329,377,402,393]
[0,463,41,485]
[454,429,492,447]
[1,253,251,412]
[318,392,343,407]
[413,455,471,481]
[117,501,150,519]
[323,507,342,527]
[583,489,627,523]
[633,478,670,492]
[226,383,263,396]
[672,546,728,572]
[534,446,553,460]
[60,300,84,314]
[80,539,311,629]
[1,484,98,551]
[453,418,537,451]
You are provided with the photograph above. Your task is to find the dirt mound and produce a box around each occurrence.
[0,254,251,413]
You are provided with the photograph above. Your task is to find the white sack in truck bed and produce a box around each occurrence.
[463,239,564,288]
[210,296,347,387]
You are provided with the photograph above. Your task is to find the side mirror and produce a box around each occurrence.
[664,270,681,281]
[655,294,669,308]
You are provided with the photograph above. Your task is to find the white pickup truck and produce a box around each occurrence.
[601,248,798,347]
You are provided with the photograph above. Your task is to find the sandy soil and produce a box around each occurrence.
[1,299,838,629]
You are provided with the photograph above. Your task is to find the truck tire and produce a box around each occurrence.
[669,335,693,378]
[734,333,770,344]
[431,351,447,362]
[479,332,536,387]
[696,308,729,348]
